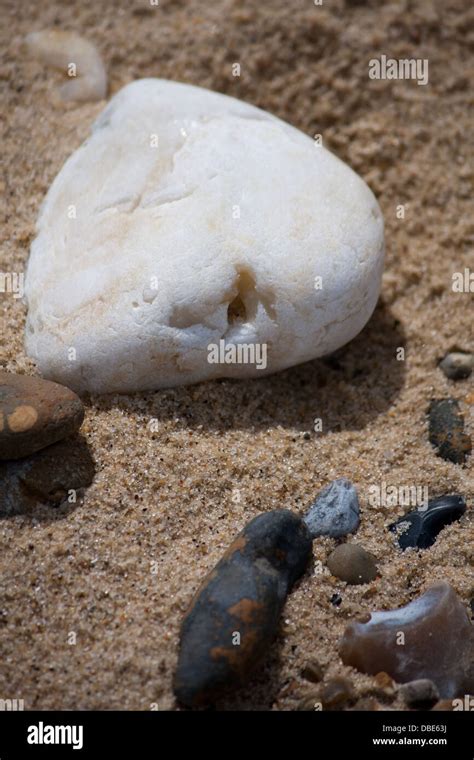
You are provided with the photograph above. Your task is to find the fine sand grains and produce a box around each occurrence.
[0,0,473,710]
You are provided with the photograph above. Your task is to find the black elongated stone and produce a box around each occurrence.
[389,494,466,549]
[173,510,312,707]
[428,398,471,464]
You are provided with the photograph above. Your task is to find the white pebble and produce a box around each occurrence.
[25,79,384,393]
[24,30,107,102]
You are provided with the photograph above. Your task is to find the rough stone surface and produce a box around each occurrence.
[24,78,384,393]
[173,509,312,707]
[327,543,378,584]
[0,372,84,460]
[303,478,360,538]
[339,581,474,698]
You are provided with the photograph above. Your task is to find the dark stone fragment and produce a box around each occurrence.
[173,510,312,707]
[389,494,466,550]
[428,398,471,464]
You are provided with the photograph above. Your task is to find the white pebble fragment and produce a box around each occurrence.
[303,479,360,538]
[24,79,384,393]
[24,30,107,102]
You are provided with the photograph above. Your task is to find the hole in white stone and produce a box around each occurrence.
[227,268,257,325]
[226,267,276,328]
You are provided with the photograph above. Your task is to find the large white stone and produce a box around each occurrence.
[25,79,384,393]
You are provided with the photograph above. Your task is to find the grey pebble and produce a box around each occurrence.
[439,352,473,381]
[303,478,360,539]
[399,679,440,708]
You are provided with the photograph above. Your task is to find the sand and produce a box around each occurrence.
[0,0,472,711]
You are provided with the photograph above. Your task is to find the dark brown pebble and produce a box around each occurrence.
[173,509,312,707]
[0,372,84,460]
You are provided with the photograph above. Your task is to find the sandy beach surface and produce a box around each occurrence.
[0,0,472,710]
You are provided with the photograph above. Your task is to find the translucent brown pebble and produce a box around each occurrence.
[173,510,312,707]
[339,581,474,698]
[0,372,84,460]
[428,398,471,464]
[374,671,395,693]
[320,677,355,710]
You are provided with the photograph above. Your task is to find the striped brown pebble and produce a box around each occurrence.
[173,510,312,707]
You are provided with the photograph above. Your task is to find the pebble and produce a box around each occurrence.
[301,660,324,683]
[0,372,84,460]
[320,677,355,710]
[173,510,312,707]
[439,351,473,381]
[389,494,466,549]
[0,438,95,516]
[399,679,439,709]
[428,398,471,464]
[327,543,378,584]
[25,78,384,393]
[339,581,474,698]
[25,30,107,102]
[303,479,360,538]
[296,693,321,711]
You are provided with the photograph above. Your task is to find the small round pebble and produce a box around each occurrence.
[303,478,360,538]
[399,679,440,709]
[301,660,324,683]
[439,352,473,380]
[327,543,378,585]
